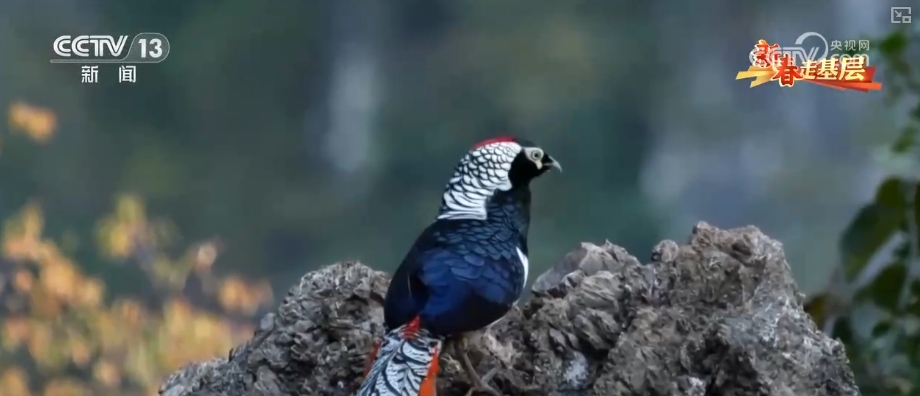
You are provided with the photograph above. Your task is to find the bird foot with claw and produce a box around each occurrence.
[463,366,502,396]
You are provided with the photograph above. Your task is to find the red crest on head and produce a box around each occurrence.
[470,136,517,150]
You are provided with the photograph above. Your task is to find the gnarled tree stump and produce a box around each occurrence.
[159,222,860,396]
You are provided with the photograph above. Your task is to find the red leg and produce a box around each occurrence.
[419,345,441,396]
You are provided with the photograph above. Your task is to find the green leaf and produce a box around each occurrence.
[878,31,908,59]
[834,316,856,349]
[915,183,920,236]
[873,319,893,338]
[892,126,918,154]
[905,277,920,317]
[856,263,906,311]
[911,105,920,122]
[840,178,908,281]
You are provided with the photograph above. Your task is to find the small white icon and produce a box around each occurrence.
[119,65,137,83]
[81,65,98,83]
[892,7,911,24]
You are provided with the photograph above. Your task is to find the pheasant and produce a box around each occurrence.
[355,137,560,396]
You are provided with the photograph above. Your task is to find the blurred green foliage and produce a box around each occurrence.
[0,0,662,294]
[806,29,920,396]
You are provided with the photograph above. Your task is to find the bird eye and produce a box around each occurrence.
[529,149,543,161]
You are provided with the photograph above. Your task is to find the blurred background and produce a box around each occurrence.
[0,1,919,395]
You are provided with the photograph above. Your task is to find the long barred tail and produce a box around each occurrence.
[355,318,443,396]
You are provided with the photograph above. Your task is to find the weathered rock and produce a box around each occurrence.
[159,222,861,396]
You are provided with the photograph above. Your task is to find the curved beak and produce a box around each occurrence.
[542,156,562,172]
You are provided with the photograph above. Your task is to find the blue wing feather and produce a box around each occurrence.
[383,220,526,337]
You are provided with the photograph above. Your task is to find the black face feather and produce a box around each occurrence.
[508,146,558,187]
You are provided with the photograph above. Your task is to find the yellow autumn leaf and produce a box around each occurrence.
[92,360,121,387]
[2,203,45,262]
[113,299,144,327]
[40,261,79,301]
[95,195,148,260]
[163,298,193,336]
[0,188,270,395]
[31,290,64,317]
[42,378,90,396]
[75,278,104,308]
[70,343,92,368]
[217,276,246,312]
[13,269,34,292]
[218,276,273,315]
[8,101,57,143]
[0,367,31,396]
[92,310,122,353]
[27,324,53,365]
[2,317,32,350]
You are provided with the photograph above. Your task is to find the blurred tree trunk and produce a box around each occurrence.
[322,0,384,200]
